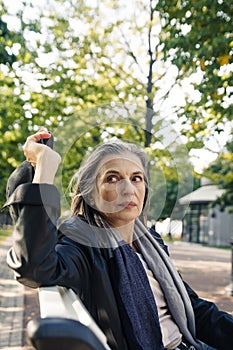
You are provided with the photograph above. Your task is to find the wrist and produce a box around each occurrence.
[32,149,61,184]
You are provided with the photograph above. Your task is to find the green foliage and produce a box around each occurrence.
[148,143,199,220]
[0,0,231,219]
[0,18,16,65]
[203,139,233,207]
[0,0,123,207]
[0,2,27,205]
[156,0,233,142]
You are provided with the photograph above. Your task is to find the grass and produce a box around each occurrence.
[205,244,231,250]
[162,235,182,243]
[0,227,12,243]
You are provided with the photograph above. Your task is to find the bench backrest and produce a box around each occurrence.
[27,286,112,350]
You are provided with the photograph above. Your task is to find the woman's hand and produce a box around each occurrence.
[23,127,61,184]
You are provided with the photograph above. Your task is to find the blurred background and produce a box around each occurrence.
[0,0,232,246]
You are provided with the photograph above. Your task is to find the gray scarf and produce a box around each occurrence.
[133,219,206,350]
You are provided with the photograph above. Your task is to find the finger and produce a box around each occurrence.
[23,134,44,159]
[35,130,51,141]
[37,127,51,136]
[25,130,51,144]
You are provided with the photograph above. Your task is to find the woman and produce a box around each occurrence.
[5,128,233,350]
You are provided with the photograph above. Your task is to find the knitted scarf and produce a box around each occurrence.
[108,242,164,350]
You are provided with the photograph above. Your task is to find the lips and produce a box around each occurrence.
[120,201,137,209]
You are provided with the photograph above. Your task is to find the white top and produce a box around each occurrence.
[137,253,182,349]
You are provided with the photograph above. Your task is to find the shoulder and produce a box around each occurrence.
[56,215,98,267]
[58,215,100,248]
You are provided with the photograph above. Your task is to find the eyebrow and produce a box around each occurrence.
[104,170,144,176]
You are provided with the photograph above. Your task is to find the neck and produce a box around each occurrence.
[115,221,135,245]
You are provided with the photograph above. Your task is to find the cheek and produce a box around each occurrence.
[97,184,118,203]
[95,186,121,214]
[101,187,118,202]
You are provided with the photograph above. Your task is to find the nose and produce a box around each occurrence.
[117,179,134,196]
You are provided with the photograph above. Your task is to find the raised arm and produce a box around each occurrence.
[23,127,61,184]
[6,129,91,292]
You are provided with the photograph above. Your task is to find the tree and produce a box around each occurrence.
[0,0,194,216]
[156,0,233,147]
[0,1,29,206]
[0,0,124,207]
[2,0,230,218]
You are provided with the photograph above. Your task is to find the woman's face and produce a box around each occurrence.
[94,152,146,227]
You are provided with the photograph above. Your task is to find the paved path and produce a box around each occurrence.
[167,241,233,314]
[0,237,232,349]
[0,236,24,350]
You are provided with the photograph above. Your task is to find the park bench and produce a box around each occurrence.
[27,286,112,350]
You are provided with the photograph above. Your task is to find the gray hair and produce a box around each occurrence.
[70,140,149,225]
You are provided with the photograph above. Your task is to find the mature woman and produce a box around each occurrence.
[5,128,233,350]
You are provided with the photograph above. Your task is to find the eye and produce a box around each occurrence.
[132,175,144,183]
[106,175,119,183]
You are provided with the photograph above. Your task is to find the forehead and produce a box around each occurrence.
[97,152,144,175]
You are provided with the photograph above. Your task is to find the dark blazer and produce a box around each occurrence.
[5,183,233,350]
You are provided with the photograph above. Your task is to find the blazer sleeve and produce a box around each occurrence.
[184,280,233,350]
[6,183,92,294]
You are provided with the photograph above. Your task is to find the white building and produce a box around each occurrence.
[179,178,233,247]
